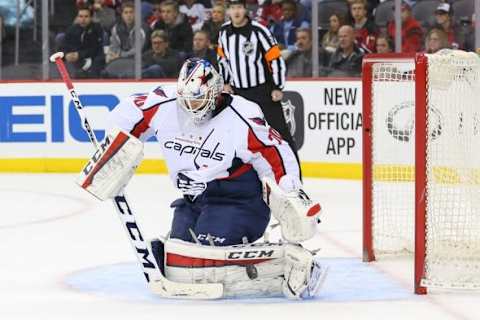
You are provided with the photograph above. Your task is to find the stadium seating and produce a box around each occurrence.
[374,0,394,28]
[316,0,349,30]
[452,0,474,22]
[412,0,441,28]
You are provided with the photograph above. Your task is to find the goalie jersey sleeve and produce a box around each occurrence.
[230,96,300,183]
[107,86,176,142]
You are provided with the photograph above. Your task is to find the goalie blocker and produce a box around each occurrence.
[77,128,144,200]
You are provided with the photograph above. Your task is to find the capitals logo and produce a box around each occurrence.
[164,140,225,161]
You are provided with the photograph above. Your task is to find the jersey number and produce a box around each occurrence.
[268,127,283,144]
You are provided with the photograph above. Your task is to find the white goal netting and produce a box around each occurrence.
[369,50,480,289]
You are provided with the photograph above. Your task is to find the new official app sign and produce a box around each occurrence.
[284,81,362,163]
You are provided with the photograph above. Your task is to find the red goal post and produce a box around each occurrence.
[362,51,480,294]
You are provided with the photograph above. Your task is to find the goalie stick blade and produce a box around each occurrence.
[149,278,224,299]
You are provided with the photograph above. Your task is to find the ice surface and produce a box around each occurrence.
[0,174,478,320]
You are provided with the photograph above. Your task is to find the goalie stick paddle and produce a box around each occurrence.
[49,52,223,299]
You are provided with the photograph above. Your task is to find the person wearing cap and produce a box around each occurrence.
[387,1,423,53]
[217,0,301,173]
[434,3,460,49]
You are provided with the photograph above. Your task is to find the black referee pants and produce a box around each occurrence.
[233,83,302,176]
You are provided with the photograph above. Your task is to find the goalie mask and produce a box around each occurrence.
[177,58,223,124]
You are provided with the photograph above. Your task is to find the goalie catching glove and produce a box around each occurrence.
[77,128,144,200]
[262,176,322,243]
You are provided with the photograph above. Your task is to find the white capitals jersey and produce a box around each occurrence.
[108,85,300,185]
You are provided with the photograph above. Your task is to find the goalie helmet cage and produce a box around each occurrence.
[362,50,480,295]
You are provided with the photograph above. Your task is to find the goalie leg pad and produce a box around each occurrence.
[77,127,143,200]
[161,238,327,299]
[282,244,328,299]
[164,238,286,298]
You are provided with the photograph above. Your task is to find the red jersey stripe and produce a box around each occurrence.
[130,104,160,138]
[221,163,253,180]
[166,252,273,268]
[247,128,286,183]
[81,132,130,189]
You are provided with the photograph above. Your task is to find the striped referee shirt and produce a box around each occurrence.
[217,19,286,90]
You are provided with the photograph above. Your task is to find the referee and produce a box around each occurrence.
[217,0,301,170]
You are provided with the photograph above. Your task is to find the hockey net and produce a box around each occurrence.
[363,50,480,293]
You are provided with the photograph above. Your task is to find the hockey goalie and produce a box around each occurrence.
[77,58,327,299]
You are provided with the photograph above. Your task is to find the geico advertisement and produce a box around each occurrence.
[0,82,168,158]
[0,81,362,162]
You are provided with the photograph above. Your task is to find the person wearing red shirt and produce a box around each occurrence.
[387,2,423,53]
[257,0,283,26]
[349,0,377,53]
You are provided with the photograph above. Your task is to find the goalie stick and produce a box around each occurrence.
[49,52,223,299]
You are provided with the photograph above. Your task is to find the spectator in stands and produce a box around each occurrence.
[152,0,194,55]
[142,30,182,78]
[270,0,309,53]
[375,33,394,53]
[257,0,283,27]
[457,16,475,52]
[62,5,105,78]
[433,3,460,49]
[104,1,146,77]
[349,0,377,53]
[190,30,218,68]
[180,0,208,32]
[326,25,364,76]
[92,0,116,34]
[294,0,310,24]
[425,27,449,53]
[322,13,345,54]
[214,0,227,7]
[347,0,379,19]
[286,28,319,77]
[106,1,146,64]
[387,1,422,53]
[147,1,163,28]
[201,4,226,45]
